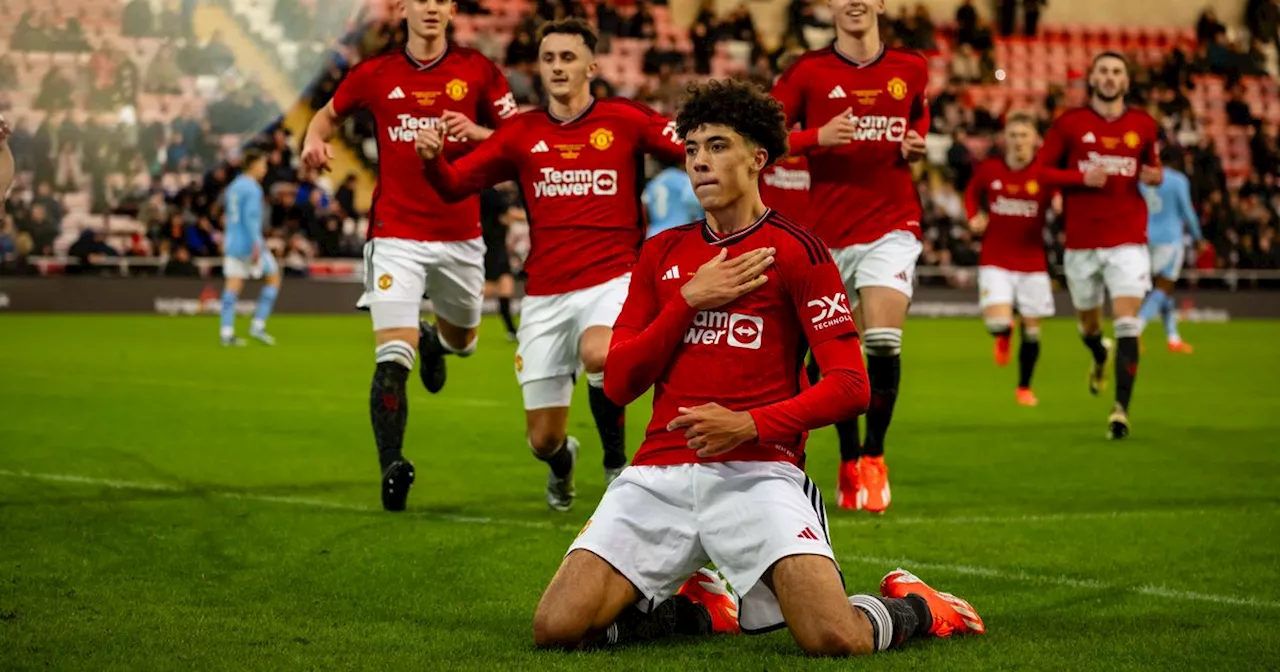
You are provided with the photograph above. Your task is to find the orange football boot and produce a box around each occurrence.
[857,456,891,514]
[836,459,861,510]
[1015,387,1039,406]
[880,568,985,637]
[677,568,740,634]
[993,333,1012,367]
[1167,339,1194,354]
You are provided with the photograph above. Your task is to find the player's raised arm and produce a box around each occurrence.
[418,123,519,203]
[604,245,775,406]
[0,115,13,198]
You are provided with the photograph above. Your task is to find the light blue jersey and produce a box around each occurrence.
[223,174,265,259]
[1141,168,1202,245]
[642,167,703,239]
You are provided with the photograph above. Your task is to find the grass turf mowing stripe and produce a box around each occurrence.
[4,468,1278,610]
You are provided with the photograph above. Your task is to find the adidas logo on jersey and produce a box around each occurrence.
[1082,132,1097,144]
[828,85,848,99]
[531,140,549,153]
[388,86,406,100]
[797,527,821,540]
[662,265,681,280]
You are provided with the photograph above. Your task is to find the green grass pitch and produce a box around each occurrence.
[2,315,1278,671]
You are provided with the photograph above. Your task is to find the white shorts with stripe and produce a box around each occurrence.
[355,237,486,330]
[567,460,835,634]
[1149,243,1185,281]
[1063,244,1152,311]
[978,266,1055,318]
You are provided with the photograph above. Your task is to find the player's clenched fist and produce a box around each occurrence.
[415,125,444,161]
[667,403,758,457]
[817,107,857,147]
[680,247,774,310]
[301,138,334,172]
[1082,166,1108,188]
[967,213,988,235]
[900,130,927,162]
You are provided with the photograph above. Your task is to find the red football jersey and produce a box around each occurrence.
[965,158,1051,273]
[1038,107,1161,250]
[771,46,930,248]
[759,154,810,225]
[331,46,517,242]
[423,98,685,296]
[615,210,859,467]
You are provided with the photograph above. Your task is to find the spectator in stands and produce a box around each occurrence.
[643,35,683,76]
[123,0,156,38]
[35,67,73,112]
[1197,8,1227,46]
[996,0,1015,37]
[1252,125,1279,177]
[951,44,983,84]
[911,4,938,51]
[67,227,120,274]
[145,43,186,95]
[955,0,979,46]
[596,0,623,49]
[158,0,185,39]
[947,129,975,191]
[1226,85,1259,127]
[20,203,58,255]
[0,215,16,264]
[0,55,16,92]
[506,28,539,66]
[1023,0,1046,36]
[335,174,359,219]
[185,215,218,257]
[163,244,199,276]
[284,232,315,277]
[622,0,657,39]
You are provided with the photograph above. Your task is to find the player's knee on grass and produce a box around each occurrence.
[767,555,874,657]
[533,550,637,650]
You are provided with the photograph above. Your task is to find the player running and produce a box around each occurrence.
[531,80,984,655]
[965,112,1054,406]
[416,19,686,511]
[219,149,282,347]
[1138,150,1202,353]
[1039,52,1163,439]
[770,0,930,513]
[301,0,519,510]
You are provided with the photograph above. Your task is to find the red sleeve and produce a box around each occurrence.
[603,239,699,406]
[1037,117,1087,189]
[330,60,372,117]
[910,84,930,136]
[749,335,869,443]
[481,58,519,129]
[788,248,858,348]
[1142,121,1162,172]
[423,122,519,202]
[637,107,686,165]
[772,64,819,155]
[965,161,988,219]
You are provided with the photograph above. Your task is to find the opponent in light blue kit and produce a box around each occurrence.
[641,164,703,239]
[220,149,282,346]
[1139,160,1202,353]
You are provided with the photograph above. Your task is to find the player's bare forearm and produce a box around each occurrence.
[748,336,869,443]
[306,102,341,144]
[603,297,700,406]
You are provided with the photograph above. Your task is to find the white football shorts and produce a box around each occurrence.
[1148,243,1185,281]
[516,273,630,410]
[223,252,278,280]
[1063,244,1152,311]
[356,237,486,331]
[568,460,835,634]
[977,266,1055,318]
[830,230,923,301]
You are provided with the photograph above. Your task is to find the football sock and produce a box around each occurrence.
[1138,288,1165,326]
[836,417,862,462]
[251,284,279,332]
[600,595,710,647]
[1161,293,1181,342]
[539,438,574,478]
[861,328,903,458]
[498,297,517,335]
[587,372,627,470]
[985,318,1013,339]
[220,289,237,339]
[437,330,477,357]
[805,353,821,386]
[1114,318,1141,412]
[1081,329,1108,365]
[371,343,414,471]
[848,594,930,651]
[1018,326,1041,389]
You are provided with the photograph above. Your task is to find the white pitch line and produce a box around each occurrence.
[3,469,1277,609]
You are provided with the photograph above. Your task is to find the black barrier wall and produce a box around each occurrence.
[0,277,1273,318]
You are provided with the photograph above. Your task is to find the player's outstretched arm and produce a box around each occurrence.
[604,247,775,406]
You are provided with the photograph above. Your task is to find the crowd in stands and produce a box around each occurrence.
[1,0,1278,281]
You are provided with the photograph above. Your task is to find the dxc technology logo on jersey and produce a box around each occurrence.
[808,293,852,331]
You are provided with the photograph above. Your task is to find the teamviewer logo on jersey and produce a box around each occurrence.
[685,311,763,349]
[533,168,618,197]
[808,293,852,331]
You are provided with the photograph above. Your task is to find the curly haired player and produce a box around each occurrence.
[530,80,985,655]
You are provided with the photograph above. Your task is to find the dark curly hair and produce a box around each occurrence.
[675,79,789,168]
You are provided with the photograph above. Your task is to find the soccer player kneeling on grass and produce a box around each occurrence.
[531,80,985,654]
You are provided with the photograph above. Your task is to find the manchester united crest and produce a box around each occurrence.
[377,274,393,290]
[1026,180,1040,195]
[445,79,468,101]
[887,77,908,101]
[589,128,614,150]
[514,354,524,372]
[1123,131,1141,149]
